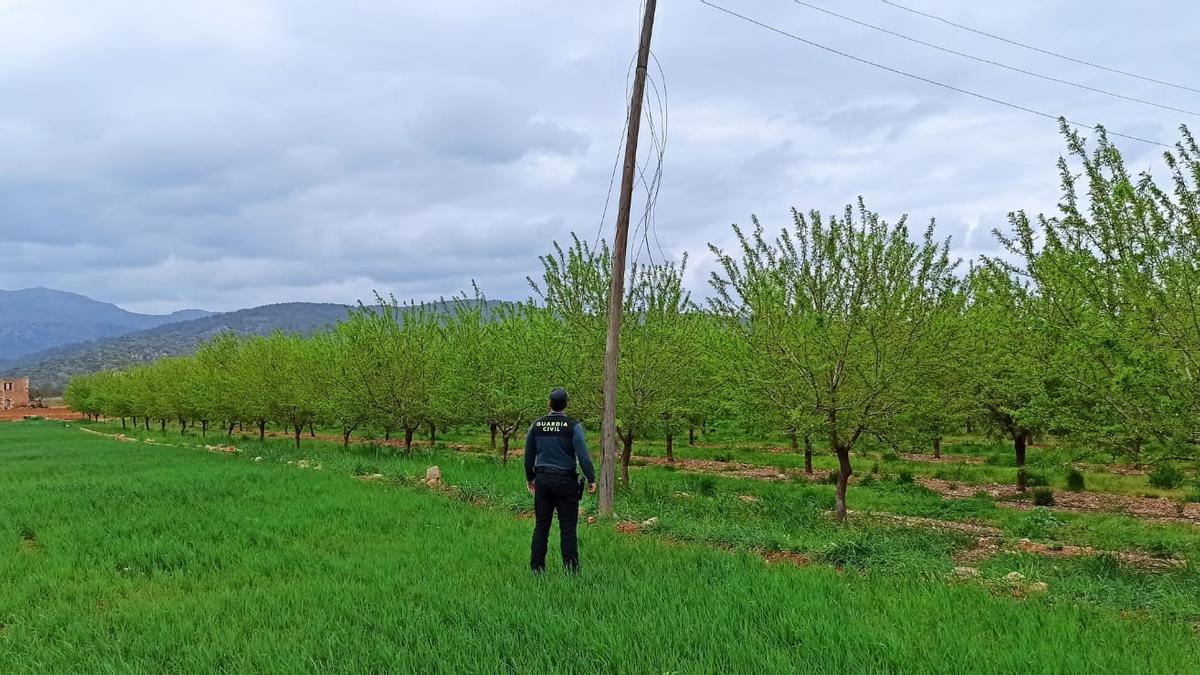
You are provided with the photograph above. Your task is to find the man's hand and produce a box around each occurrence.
[527,481,536,495]
[587,482,597,494]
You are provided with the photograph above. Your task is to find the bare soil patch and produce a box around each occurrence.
[917,478,1200,526]
[639,456,793,481]
[1,407,84,422]
[899,452,985,465]
[1013,538,1186,571]
[1072,462,1148,476]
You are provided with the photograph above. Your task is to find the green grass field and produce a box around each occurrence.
[2,421,1199,673]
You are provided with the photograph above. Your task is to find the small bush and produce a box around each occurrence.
[1182,490,1200,504]
[1025,472,1049,487]
[858,474,876,488]
[897,470,914,484]
[1066,469,1086,492]
[687,475,718,496]
[352,462,381,477]
[881,451,900,462]
[713,453,734,463]
[871,462,881,475]
[1014,507,1064,539]
[1148,463,1185,490]
[1032,488,1055,506]
[817,539,875,568]
[820,471,840,485]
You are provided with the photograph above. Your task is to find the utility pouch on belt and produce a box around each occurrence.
[576,477,585,500]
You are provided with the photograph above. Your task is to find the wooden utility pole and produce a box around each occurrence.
[599,0,657,518]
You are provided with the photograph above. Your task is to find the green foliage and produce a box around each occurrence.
[1066,469,1086,492]
[684,474,718,496]
[1014,507,1065,539]
[1026,472,1050,488]
[1148,464,1186,490]
[1033,488,1056,507]
[708,199,958,517]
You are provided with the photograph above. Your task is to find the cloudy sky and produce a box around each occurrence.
[1,0,1196,313]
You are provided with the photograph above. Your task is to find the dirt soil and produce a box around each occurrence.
[0,407,85,422]
[638,456,793,481]
[900,452,985,465]
[916,478,1200,526]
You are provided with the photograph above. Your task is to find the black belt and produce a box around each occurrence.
[535,466,576,476]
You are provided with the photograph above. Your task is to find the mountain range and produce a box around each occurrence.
[0,288,505,394]
[0,288,358,393]
[0,287,212,363]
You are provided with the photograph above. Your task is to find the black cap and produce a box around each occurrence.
[549,388,569,410]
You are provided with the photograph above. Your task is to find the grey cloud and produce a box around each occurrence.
[1,0,1197,313]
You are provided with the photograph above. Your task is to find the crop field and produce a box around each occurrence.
[3,420,1199,673]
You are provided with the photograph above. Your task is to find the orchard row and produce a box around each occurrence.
[66,123,1200,519]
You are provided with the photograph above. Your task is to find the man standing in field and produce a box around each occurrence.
[526,388,596,573]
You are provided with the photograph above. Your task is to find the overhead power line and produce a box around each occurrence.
[697,0,1169,148]
[793,1,1199,118]
[881,0,1200,95]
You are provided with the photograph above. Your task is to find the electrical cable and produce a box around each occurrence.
[697,0,1170,148]
[793,0,1200,118]
[881,0,1200,95]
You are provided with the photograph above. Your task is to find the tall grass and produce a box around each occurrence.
[1,422,1197,672]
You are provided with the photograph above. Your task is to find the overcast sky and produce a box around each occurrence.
[1,0,1196,313]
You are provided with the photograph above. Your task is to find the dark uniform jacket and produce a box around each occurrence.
[524,412,596,484]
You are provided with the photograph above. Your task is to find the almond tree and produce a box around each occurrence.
[443,294,558,463]
[337,298,444,453]
[998,123,1200,463]
[311,331,372,448]
[963,266,1053,490]
[710,200,957,521]
[613,258,706,482]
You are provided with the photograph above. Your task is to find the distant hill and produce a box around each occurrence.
[0,287,213,363]
[2,302,355,393]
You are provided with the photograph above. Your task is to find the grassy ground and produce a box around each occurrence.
[427,426,1199,500]
[3,421,1199,672]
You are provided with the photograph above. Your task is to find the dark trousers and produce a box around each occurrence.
[530,470,580,572]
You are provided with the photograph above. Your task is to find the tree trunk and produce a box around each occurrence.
[294,424,302,449]
[502,433,511,465]
[804,434,814,475]
[429,423,436,444]
[201,420,208,438]
[834,447,853,522]
[665,433,674,462]
[689,426,696,446]
[385,428,391,441]
[144,418,150,431]
[309,422,316,438]
[965,419,974,434]
[160,419,166,433]
[258,420,266,442]
[620,432,634,484]
[343,427,352,448]
[490,422,498,449]
[933,437,941,459]
[404,427,415,453]
[180,419,187,435]
[228,421,236,436]
[121,418,127,429]
[1014,431,1028,492]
